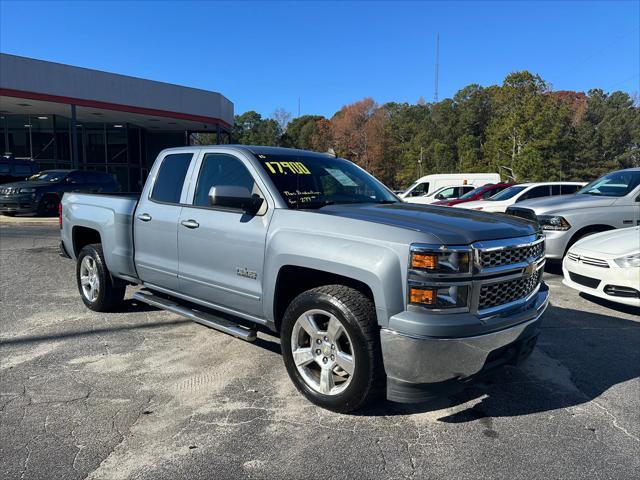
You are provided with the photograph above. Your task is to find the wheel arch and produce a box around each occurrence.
[272,265,378,333]
[72,225,102,258]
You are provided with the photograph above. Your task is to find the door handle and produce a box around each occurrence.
[137,213,152,222]
[181,219,200,229]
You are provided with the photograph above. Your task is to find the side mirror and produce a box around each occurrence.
[208,186,263,214]
[435,193,444,200]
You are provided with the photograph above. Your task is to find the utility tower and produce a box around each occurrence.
[434,33,440,102]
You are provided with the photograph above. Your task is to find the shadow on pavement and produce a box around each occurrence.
[0,318,190,347]
[578,292,640,316]
[359,304,640,421]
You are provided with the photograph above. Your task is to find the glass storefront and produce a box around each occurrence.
[0,112,228,191]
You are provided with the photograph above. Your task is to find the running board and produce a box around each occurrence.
[133,290,257,342]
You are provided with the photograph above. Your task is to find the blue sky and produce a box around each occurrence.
[1,0,638,118]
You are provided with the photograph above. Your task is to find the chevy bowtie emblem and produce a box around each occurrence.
[523,262,536,278]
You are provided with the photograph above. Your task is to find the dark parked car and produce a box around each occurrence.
[0,158,40,184]
[0,169,119,216]
[431,183,513,206]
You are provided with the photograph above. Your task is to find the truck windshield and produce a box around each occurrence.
[256,154,399,209]
[577,170,640,197]
[488,185,526,201]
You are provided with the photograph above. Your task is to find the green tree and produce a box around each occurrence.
[232,111,281,146]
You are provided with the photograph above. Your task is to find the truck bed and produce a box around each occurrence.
[61,192,140,281]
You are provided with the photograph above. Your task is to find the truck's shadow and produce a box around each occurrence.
[358,304,640,421]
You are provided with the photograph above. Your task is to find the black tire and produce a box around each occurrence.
[281,285,384,413]
[36,194,59,216]
[76,244,126,312]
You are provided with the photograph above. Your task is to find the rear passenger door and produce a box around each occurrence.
[177,152,272,317]
[134,151,195,291]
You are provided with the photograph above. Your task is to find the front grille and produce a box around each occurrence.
[0,187,16,195]
[479,269,541,310]
[479,241,544,269]
[569,271,600,289]
[567,252,609,268]
[506,207,537,222]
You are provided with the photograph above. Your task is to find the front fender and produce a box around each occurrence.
[263,230,406,327]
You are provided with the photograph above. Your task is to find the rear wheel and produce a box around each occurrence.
[281,285,384,413]
[76,244,126,312]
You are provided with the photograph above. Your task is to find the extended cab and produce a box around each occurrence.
[61,146,549,412]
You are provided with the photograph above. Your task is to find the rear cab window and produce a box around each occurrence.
[150,153,193,204]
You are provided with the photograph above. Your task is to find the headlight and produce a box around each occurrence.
[614,253,640,268]
[19,188,36,193]
[409,285,469,309]
[538,215,571,231]
[410,248,471,274]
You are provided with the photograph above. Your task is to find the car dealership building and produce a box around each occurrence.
[0,53,234,191]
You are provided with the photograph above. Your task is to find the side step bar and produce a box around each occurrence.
[133,290,257,342]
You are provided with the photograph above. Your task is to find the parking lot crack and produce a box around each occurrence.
[592,400,639,443]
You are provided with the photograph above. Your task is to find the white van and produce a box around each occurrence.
[399,173,501,200]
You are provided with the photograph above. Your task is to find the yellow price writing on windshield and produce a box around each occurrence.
[264,161,311,175]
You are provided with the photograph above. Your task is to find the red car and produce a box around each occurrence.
[431,183,513,206]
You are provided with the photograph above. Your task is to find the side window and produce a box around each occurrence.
[562,184,580,194]
[193,153,256,208]
[439,187,456,199]
[411,182,428,196]
[0,163,9,174]
[551,185,561,195]
[519,185,550,201]
[151,153,193,203]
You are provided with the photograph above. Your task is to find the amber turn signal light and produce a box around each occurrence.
[411,253,438,270]
[410,288,436,305]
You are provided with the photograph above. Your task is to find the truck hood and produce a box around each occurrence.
[515,194,617,214]
[318,203,537,244]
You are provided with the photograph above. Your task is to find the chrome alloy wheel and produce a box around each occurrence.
[291,309,355,396]
[80,256,100,302]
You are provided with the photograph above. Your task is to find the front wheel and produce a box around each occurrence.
[76,244,126,312]
[281,285,384,413]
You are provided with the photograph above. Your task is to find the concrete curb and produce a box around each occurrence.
[0,215,58,226]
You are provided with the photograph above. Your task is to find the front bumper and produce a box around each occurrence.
[562,256,640,307]
[381,283,549,403]
[542,229,572,260]
[0,195,37,213]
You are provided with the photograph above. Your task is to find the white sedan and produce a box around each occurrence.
[562,227,640,307]
[456,182,584,213]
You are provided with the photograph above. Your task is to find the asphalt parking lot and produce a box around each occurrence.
[1,223,638,480]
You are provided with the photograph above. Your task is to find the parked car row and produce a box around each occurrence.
[1,168,119,216]
[399,168,640,308]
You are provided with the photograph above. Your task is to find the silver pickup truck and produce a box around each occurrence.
[61,145,549,412]
[506,168,640,260]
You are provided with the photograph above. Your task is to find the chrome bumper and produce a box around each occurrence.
[381,284,549,400]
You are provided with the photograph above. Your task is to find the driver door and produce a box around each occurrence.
[178,152,272,317]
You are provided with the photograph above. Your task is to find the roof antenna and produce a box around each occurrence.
[434,33,440,102]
